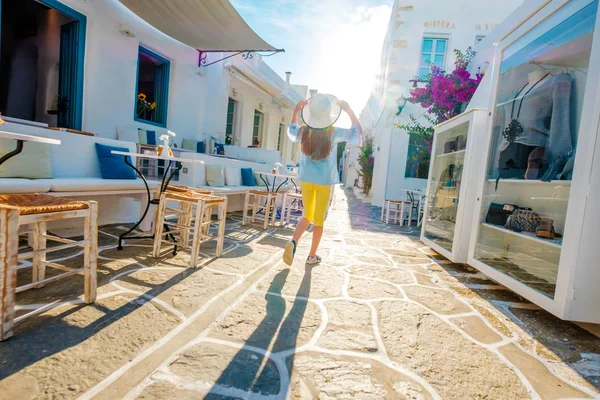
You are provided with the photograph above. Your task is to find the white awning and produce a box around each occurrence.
[226,64,300,109]
[227,64,283,99]
[118,0,280,52]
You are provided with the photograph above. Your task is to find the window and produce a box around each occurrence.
[135,46,170,127]
[225,98,236,145]
[405,133,432,179]
[277,123,285,152]
[419,38,448,77]
[475,35,486,46]
[0,0,86,130]
[252,110,263,146]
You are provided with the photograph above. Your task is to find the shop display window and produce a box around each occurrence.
[423,121,468,252]
[474,0,597,298]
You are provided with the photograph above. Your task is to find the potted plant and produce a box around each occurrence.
[137,93,156,120]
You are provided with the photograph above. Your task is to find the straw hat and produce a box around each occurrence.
[301,93,342,130]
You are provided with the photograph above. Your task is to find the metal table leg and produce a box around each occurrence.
[0,140,24,166]
[117,157,182,250]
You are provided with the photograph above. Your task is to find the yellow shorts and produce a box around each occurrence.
[301,182,331,227]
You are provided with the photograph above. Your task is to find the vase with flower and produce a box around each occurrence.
[158,130,176,158]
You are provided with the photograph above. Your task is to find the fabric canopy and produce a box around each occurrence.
[118,0,280,52]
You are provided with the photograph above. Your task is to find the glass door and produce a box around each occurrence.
[474,0,597,299]
[423,120,469,252]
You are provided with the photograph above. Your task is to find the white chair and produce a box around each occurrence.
[382,190,421,226]
[153,190,227,268]
[242,190,280,229]
[0,194,98,340]
[281,192,303,226]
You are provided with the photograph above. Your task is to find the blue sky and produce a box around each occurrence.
[231,0,392,116]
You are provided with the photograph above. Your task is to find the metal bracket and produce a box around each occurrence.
[409,75,430,88]
[197,49,284,67]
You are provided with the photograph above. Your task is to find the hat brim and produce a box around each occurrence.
[301,94,342,130]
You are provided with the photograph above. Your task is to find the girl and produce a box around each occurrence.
[283,95,362,265]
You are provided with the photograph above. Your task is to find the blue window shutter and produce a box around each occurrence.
[153,62,170,125]
[58,21,78,129]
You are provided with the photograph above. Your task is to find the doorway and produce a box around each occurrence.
[0,0,86,129]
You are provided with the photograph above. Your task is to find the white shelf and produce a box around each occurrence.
[487,179,571,186]
[436,149,466,159]
[481,223,562,249]
[530,197,569,202]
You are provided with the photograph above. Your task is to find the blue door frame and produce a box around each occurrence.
[0,0,86,130]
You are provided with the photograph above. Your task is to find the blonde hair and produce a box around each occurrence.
[300,125,333,161]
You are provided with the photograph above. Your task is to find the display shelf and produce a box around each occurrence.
[487,179,572,186]
[480,223,562,249]
[436,149,466,159]
[529,197,569,202]
[421,108,488,263]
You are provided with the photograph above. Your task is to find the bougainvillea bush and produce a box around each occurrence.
[398,48,482,177]
[357,136,375,195]
[408,48,483,123]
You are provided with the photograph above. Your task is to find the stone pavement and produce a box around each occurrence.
[0,186,599,399]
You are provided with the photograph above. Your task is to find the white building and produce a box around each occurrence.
[353,0,523,207]
[0,0,302,164]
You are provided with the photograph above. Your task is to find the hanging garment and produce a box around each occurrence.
[494,73,573,173]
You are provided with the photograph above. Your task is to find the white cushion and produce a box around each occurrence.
[225,167,242,187]
[0,139,53,179]
[0,178,52,194]
[37,177,161,192]
[195,185,272,194]
[116,125,139,143]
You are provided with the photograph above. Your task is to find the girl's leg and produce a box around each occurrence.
[309,184,332,257]
[293,183,316,242]
[292,217,310,243]
[284,182,315,266]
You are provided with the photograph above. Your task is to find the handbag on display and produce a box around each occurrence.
[498,143,537,180]
[485,203,518,226]
[456,135,466,151]
[525,146,548,180]
[444,139,457,154]
[434,186,459,209]
[505,209,542,233]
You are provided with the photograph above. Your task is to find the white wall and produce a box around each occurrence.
[55,0,207,142]
[365,0,523,207]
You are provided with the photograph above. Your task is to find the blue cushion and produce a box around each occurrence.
[197,141,205,153]
[241,168,255,186]
[94,143,137,180]
[215,143,224,154]
[146,130,156,145]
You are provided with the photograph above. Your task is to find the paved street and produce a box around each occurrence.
[1,186,598,399]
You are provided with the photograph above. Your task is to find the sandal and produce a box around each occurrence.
[306,255,322,265]
[283,240,296,266]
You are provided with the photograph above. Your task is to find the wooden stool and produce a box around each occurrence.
[165,185,213,195]
[153,191,227,268]
[281,192,303,226]
[0,194,98,340]
[382,198,412,225]
[242,190,280,229]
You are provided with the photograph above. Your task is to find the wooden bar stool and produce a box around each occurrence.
[281,192,303,226]
[382,198,411,225]
[242,190,280,229]
[153,191,227,268]
[0,194,98,340]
